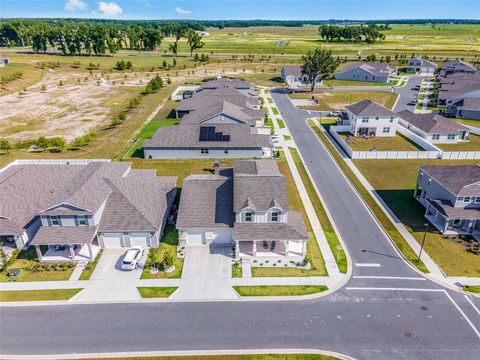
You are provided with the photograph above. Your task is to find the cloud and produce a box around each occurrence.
[98,1,123,16]
[65,0,87,11]
[175,6,192,15]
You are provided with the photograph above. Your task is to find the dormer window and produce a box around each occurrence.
[245,212,253,222]
[77,215,87,226]
[463,197,471,203]
[271,212,279,222]
[51,216,59,226]
[475,197,480,203]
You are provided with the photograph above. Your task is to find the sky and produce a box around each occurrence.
[1,0,479,20]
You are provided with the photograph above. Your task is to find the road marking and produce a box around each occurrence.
[353,276,426,280]
[346,287,443,292]
[464,295,480,316]
[355,263,381,267]
[444,291,480,339]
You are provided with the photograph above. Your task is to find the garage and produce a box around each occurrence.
[186,230,204,245]
[129,232,150,247]
[102,233,123,248]
[210,229,233,245]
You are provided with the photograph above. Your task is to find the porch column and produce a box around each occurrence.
[88,243,94,261]
[443,219,449,234]
[235,241,240,259]
[252,241,257,256]
[35,245,43,260]
[301,241,307,256]
[69,245,75,260]
[284,240,290,256]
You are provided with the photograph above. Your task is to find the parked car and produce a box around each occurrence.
[121,247,144,271]
[328,111,342,116]
[271,135,279,143]
[407,100,416,105]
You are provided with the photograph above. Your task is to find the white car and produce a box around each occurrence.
[271,135,279,143]
[121,247,144,271]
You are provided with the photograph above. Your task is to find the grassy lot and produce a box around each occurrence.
[140,226,184,279]
[290,148,347,273]
[324,79,397,87]
[0,288,82,302]
[232,262,243,278]
[436,134,480,151]
[290,91,398,111]
[252,152,326,277]
[338,133,423,151]
[234,285,327,296]
[277,119,286,128]
[463,286,480,294]
[308,120,429,273]
[0,62,44,96]
[353,158,480,277]
[284,135,292,141]
[451,118,480,128]
[271,107,280,115]
[78,250,103,281]
[0,246,74,282]
[83,354,339,360]
[137,287,178,298]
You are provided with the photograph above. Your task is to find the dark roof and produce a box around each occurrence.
[30,226,97,245]
[409,57,438,68]
[455,98,480,112]
[200,78,251,90]
[181,100,260,126]
[346,100,397,117]
[143,124,272,149]
[233,160,290,212]
[282,66,303,77]
[438,73,480,101]
[233,211,308,241]
[336,62,396,77]
[176,170,234,228]
[398,110,469,133]
[428,199,480,220]
[0,218,21,236]
[440,60,476,75]
[421,165,480,196]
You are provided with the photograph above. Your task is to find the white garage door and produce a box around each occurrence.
[186,231,204,245]
[211,229,232,244]
[130,233,150,247]
[102,233,123,248]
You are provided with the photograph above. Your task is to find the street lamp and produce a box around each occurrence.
[336,245,343,263]
[417,223,429,262]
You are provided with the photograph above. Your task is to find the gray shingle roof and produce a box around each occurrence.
[438,73,480,101]
[421,165,480,196]
[409,57,438,68]
[200,78,251,90]
[181,100,259,126]
[346,99,397,117]
[282,66,303,77]
[176,170,234,229]
[428,199,480,220]
[0,218,21,236]
[336,62,396,77]
[455,98,480,111]
[398,110,469,133]
[440,60,476,75]
[30,226,97,245]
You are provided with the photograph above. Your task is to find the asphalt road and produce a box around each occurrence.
[1,90,479,359]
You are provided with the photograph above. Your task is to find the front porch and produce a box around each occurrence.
[425,201,480,237]
[236,240,306,260]
[38,243,101,263]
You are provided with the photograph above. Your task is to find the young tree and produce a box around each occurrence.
[49,137,66,150]
[0,139,12,154]
[301,48,339,92]
[184,29,204,57]
[161,249,175,271]
[36,136,50,149]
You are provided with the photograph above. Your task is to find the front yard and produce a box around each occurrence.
[234,285,327,296]
[338,133,424,151]
[137,286,178,298]
[353,158,480,277]
[435,134,480,151]
[0,288,82,302]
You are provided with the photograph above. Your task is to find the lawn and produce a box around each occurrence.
[0,246,74,282]
[338,132,424,151]
[0,62,44,96]
[234,285,328,296]
[324,79,397,87]
[308,120,429,273]
[78,250,103,281]
[436,134,480,151]
[271,107,280,115]
[252,152,326,277]
[232,262,243,277]
[451,118,480,128]
[353,158,480,277]
[463,286,480,294]
[290,91,398,111]
[140,226,184,279]
[284,135,292,141]
[290,148,347,273]
[0,289,82,302]
[83,354,338,360]
[137,287,178,298]
[277,119,286,128]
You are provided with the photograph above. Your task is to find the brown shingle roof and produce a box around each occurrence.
[30,226,97,245]
[421,165,480,197]
[346,99,397,117]
[428,199,480,220]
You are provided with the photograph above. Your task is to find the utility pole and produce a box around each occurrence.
[417,223,429,262]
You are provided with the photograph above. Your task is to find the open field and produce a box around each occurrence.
[290,91,398,111]
[353,158,480,277]
[234,285,327,296]
[338,133,424,151]
[0,289,82,302]
[436,134,480,151]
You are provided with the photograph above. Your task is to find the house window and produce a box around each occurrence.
[432,134,440,140]
[375,117,379,121]
[271,212,279,222]
[447,134,456,140]
[428,178,431,185]
[245,212,253,222]
[475,197,480,203]
[200,147,209,155]
[224,149,229,154]
[50,216,59,226]
[382,127,390,133]
[463,197,471,203]
[77,215,87,226]
[361,117,368,123]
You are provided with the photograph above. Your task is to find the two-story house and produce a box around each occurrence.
[414,165,480,236]
[0,161,177,262]
[176,160,308,260]
[340,99,399,137]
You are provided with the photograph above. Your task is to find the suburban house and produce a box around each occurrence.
[280,66,322,87]
[407,57,438,74]
[398,110,470,144]
[414,165,480,237]
[0,56,9,68]
[334,62,396,83]
[339,99,399,137]
[0,161,177,262]
[176,160,309,260]
[438,59,477,78]
[437,72,480,120]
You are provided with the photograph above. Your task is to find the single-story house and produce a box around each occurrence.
[438,59,477,78]
[414,165,480,236]
[398,110,470,144]
[280,66,322,87]
[0,56,9,68]
[437,72,480,119]
[447,98,480,121]
[407,57,438,74]
[335,62,396,83]
[0,161,177,262]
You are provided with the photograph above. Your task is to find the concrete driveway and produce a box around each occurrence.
[90,248,146,281]
[171,245,239,300]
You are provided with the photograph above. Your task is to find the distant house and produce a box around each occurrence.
[176,160,309,260]
[0,56,9,68]
[438,59,476,78]
[398,110,470,144]
[414,165,480,236]
[341,99,399,137]
[437,72,480,120]
[407,57,438,74]
[280,66,322,87]
[449,98,480,121]
[334,62,396,83]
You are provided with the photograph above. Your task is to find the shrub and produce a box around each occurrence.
[145,75,163,94]
[161,249,175,269]
[49,137,66,151]
[126,61,133,69]
[0,139,12,154]
[36,136,50,149]
[41,84,47,92]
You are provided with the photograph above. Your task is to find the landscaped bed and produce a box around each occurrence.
[234,285,327,296]
[78,249,103,280]
[0,288,82,302]
[463,285,480,294]
[337,132,424,151]
[277,119,286,128]
[137,287,178,298]
[435,134,480,151]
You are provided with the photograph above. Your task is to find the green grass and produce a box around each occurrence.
[140,226,184,279]
[338,132,424,151]
[463,286,480,294]
[78,250,103,281]
[234,285,328,296]
[137,119,179,139]
[277,119,286,128]
[290,147,347,273]
[308,120,429,273]
[324,79,398,87]
[353,158,480,277]
[283,135,292,141]
[0,288,82,302]
[271,107,280,115]
[137,287,178,298]
[0,62,43,96]
[267,98,274,104]
[82,354,338,360]
[451,118,480,128]
[436,134,480,151]
[232,262,243,278]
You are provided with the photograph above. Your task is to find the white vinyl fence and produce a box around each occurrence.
[170,85,200,101]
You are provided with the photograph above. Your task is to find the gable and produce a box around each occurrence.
[200,113,247,125]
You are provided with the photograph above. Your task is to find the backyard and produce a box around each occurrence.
[435,134,480,151]
[338,132,424,151]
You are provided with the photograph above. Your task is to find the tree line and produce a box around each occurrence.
[318,24,387,43]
